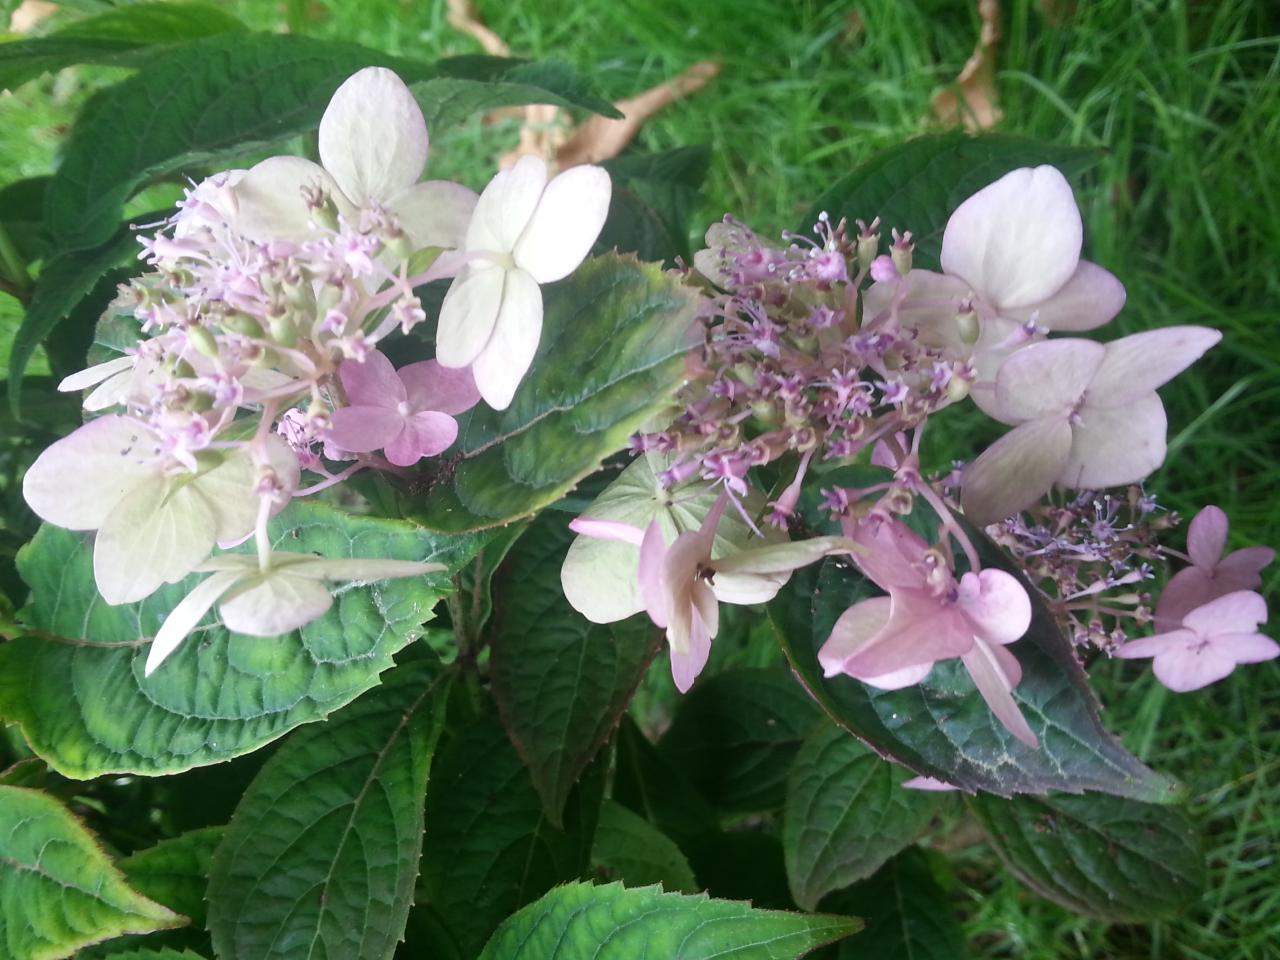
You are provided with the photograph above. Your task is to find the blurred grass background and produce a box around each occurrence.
[2,0,1277,956]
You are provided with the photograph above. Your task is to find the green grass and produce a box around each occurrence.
[1,0,1277,956]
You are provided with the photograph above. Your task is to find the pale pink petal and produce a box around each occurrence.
[318,67,428,205]
[383,410,458,466]
[339,349,404,407]
[1186,505,1228,569]
[1217,631,1280,665]
[94,477,217,604]
[1059,393,1166,489]
[962,417,1074,525]
[862,270,972,336]
[1085,326,1221,406]
[710,535,854,576]
[471,267,544,410]
[1153,567,1215,629]
[387,180,478,250]
[1113,628,1196,660]
[709,570,789,606]
[819,596,892,678]
[848,518,930,591]
[860,660,934,690]
[398,359,481,415]
[234,156,350,242]
[1151,644,1236,692]
[1003,261,1126,332]
[512,164,612,283]
[671,593,715,694]
[992,338,1104,423]
[902,776,959,792]
[22,415,160,530]
[327,406,404,454]
[465,155,547,252]
[436,264,505,370]
[638,520,668,628]
[219,571,333,636]
[1217,547,1275,585]
[201,439,298,547]
[58,355,135,392]
[961,639,1038,748]
[956,569,1032,645]
[568,517,646,546]
[1181,590,1267,636]
[145,570,243,676]
[940,166,1082,310]
[967,315,1039,419]
[844,591,975,680]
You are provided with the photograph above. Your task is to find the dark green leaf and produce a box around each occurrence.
[802,133,1100,269]
[120,827,223,929]
[0,2,247,92]
[490,511,658,825]
[0,176,51,263]
[7,226,138,415]
[406,253,698,532]
[659,667,820,813]
[827,848,966,960]
[477,880,860,960]
[590,799,698,893]
[0,785,184,957]
[419,709,604,957]
[686,830,794,910]
[596,146,710,264]
[783,723,942,911]
[769,559,1178,801]
[612,714,718,845]
[208,662,449,960]
[92,950,209,959]
[410,56,620,130]
[0,501,485,778]
[968,792,1206,921]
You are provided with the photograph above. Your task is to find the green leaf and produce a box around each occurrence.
[0,2,247,92]
[967,792,1206,921]
[590,799,698,894]
[406,253,698,532]
[612,714,718,845]
[92,950,209,959]
[490,511,658,825]
[43,34,432,254]
[419,709,604,957]
[410,56,621,130]
[658,667,820,814]
[827,848,966,960]
[783,723,942,911]
[120,827,223,929]
[477,880,860,960]
[0,500,485,778]
[0,785,184,959]
[596,147,710,265]
[769,559,1178,801]
[207,662,448,960]
[802,133,1100,269]
[0,176,51,264]
[6,226,138,415]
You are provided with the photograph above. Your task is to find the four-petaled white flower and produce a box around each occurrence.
[435,154,612,410]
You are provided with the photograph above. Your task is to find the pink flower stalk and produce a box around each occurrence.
[569,493,852,692]
[1114,590,1276,692]
[818,518,1039,748]
[327,349,480,466]
[961,326,1221,524]
[1155,505,1274,628]
[862,166,1128,412]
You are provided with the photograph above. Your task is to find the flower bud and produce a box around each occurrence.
[186,325,220,359]
[270,312,299,349]
[956,305,980,345]
[890,228,913,276]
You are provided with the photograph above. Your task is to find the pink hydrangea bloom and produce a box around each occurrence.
[1156,505,1274,628]
[817,518,1038,748]
[961,326,1221,524]
[1115,590,1276,692]
[327,349,480,466]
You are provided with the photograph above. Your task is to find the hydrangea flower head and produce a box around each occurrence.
[1156,505,1274,627]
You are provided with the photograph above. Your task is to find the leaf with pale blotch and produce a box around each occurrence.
[490,512,657,826]
[826,848,966,959]
[968,792,1206,921]
[769,559,1178,801]
[659,667,820,814]
[0,785,184,959]
[783,724,942,911]
[419,710,604,957]
[591,800,698,893]
[0,500,486,778]
[477,881,860,959]
[802,133,1099,269]
[406,253,699,533]
[207,661,448,960]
